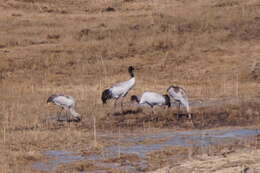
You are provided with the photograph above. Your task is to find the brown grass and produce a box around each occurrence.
[1,0,260,172]
[149,135,260,173]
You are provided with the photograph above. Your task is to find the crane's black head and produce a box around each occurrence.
[163,94,171,107]
[47,94,57,103]
[101,89,112,104]
[131,95,139,103]
[74,116,81,122]
[128,66,135,77]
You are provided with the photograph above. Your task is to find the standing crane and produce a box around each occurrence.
[101,66,136,112]
[167,85,191,118]
[47,94,81,122]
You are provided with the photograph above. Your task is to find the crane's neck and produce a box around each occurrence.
[129,70,134,78]
[129,77,135,88]
[135,96,140,103]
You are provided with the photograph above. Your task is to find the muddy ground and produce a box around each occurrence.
[32,125,260,173]
[29,97,260,173]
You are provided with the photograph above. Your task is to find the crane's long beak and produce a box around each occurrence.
[135,67,141,71]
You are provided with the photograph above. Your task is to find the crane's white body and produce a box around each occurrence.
[47,94,81,121]
[132,91,170,108]
[109,77,135,98]
[139,92,167,107]
[51,95,75,109]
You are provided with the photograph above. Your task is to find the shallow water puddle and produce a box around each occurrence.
[107,128,260,157]
[33,128,260,172]
[32,150,85,171]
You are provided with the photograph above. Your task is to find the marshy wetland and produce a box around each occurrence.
[1,0,260,172]
[32,127,260,172]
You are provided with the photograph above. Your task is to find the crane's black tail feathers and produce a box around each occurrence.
[102,89,113,104]
[163,94,171,107]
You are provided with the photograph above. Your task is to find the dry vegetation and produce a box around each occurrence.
[1,0,260,172]
[150,134,260,173]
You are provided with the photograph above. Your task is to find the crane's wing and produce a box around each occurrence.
[167,86,191,113]
[140,92,165,106]
[109,78,135,98]
[167,86,189,103]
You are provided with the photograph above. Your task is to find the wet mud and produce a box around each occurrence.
[33,127,260,172]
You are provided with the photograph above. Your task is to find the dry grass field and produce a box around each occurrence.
[1,0,260,172]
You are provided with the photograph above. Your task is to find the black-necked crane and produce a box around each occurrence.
[101,66,135,111]
[131,91,171,110]
[47,94,81,122]
[167,85,191,118]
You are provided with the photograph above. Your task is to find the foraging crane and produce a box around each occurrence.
[101,66,135,111]
[47,94,81,122]
[131,91,171,108]
[167,85,191,118]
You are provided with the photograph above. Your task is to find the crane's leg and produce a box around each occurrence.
[150,105,155,121]
[186,104,191,119]
[113,99,119,114]
[65,109,69,121]
[114,99,118,109]
[152,106,155,115]
[144,102,154,118]
[177,102,181,120]
[181,99,191,119]
[57,108,64,121]
[184,103,193,126]
[66,107,73,121]
[120,97,125,113]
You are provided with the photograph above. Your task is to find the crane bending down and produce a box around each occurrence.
[101,66,135,111]
[47,94,81,122]
[131,91,171,109]
[167,85,191,118]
